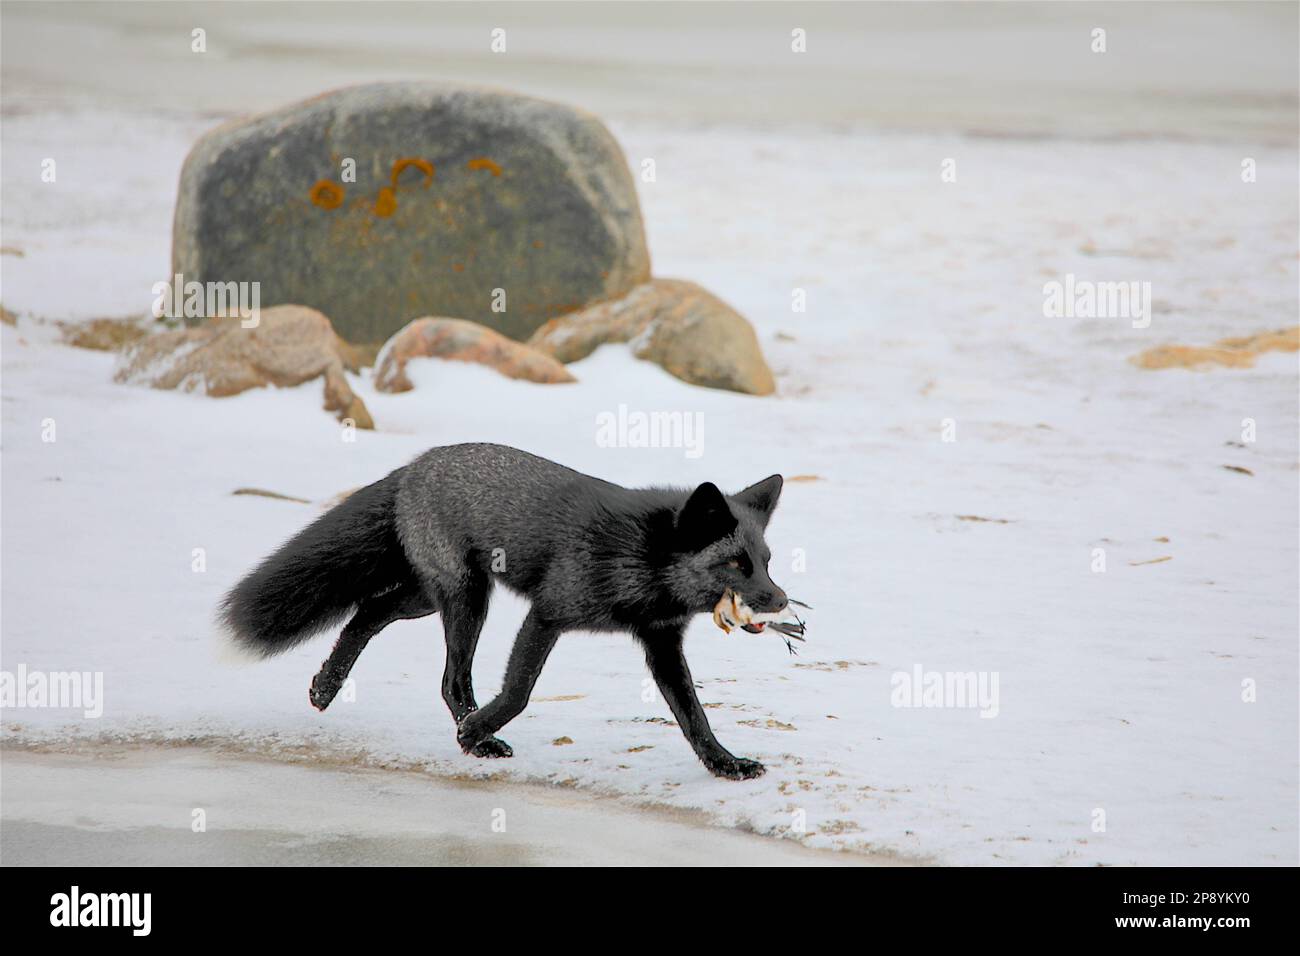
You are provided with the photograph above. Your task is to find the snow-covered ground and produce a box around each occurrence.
[2,3,1297,866]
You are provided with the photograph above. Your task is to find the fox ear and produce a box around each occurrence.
[733,474,783,526]
[677,482,737,550]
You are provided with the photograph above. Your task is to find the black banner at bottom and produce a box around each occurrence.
[4,865,1288,940]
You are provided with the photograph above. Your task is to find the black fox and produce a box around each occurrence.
[221,443,787,779]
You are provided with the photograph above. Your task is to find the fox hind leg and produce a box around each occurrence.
[310,580,436,711]
[440,569,517,758]
[435,566,519,756]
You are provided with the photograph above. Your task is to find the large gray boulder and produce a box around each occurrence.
[173,83,651,343]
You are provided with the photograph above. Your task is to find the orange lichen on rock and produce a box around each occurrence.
[390,157,434,188]
[310,180,345,210]
[373,186,397,218]
[467,157,503,176]
[1131,327,1299,370]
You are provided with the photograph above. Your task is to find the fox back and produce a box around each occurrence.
[394,443,787,631]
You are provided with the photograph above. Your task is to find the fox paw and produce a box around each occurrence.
[707,756,765,780]
[455,712,513,757]
[464,736,513,759]
[308,672,341,711]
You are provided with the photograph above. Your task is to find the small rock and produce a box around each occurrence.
[114,304,373,428]
[552,736,574,746]
[323,363,375,430]
[1,304,16,326]
[528,278,775,395]
[374,317,575,393]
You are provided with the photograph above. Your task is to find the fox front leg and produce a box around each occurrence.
[637,625,765,780]
[456,608,560,758]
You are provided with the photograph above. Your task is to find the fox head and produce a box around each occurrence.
[668,475,787,617]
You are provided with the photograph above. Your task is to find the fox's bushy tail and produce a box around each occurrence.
[220,468,413,658]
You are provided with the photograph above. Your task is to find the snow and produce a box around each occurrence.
[2,5,1297,866]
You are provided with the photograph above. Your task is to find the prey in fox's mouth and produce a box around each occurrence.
[712,588,810,646]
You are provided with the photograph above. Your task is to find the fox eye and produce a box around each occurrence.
[725,555,753,576]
